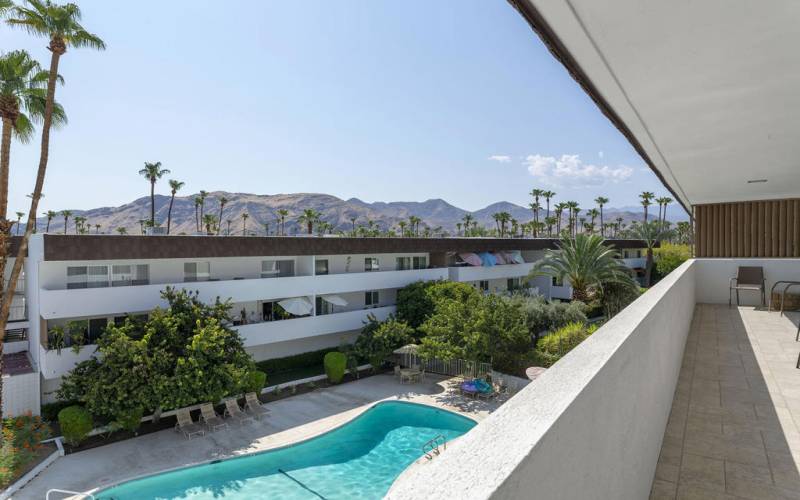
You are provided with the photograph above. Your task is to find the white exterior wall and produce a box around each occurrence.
[245,330,359,361]
[389,260,697,500]
[2,371,39,416]
[693,258,800,305]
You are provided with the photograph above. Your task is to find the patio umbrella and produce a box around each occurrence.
[321,294,348,306]
[459,253,482,266]
[277,297,313,316]
[393,344,420,368]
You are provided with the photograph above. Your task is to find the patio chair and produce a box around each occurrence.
[174,408,205,439]
[224,399,255,425]
[729,266,766,307]
[200,403,228,432]
[394,365,401,379]
[245,392,270,420]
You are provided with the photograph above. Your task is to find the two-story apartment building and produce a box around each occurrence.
[3,234,648,414]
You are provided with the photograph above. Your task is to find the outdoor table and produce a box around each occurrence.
[400,368,421,384]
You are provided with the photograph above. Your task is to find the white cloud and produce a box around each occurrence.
[488,155,511,163]
[524,153,634,187]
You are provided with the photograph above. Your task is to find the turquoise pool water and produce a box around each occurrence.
[96,401,475,500]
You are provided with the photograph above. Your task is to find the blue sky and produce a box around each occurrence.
[3,0,674,214]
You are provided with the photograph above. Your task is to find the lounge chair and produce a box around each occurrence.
[224,399,255,425]
[200,403,228,432]
[729,266,766,307]
[245,392,270,420]
[174,408,205,439]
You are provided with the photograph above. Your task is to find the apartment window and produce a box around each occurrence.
[507,277,521,291]
[87,318,108,344]
[315,296,334,315]
[364,258,379,272]
[365,290,379,308]
[413,256,427,269]
[315,259,329,275]
[261,259,294,278]
[111,264,149,287]
[396,257,411,271]
[552,276,564,287]
[184,262,211,282]
[478,280,489,292]
[67,265,109,289]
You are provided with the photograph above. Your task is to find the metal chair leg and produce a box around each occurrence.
[796,351,800,369]
[796,325,799,342]
[736,289,740,306]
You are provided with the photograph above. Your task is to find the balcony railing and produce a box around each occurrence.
[7,304,26,322]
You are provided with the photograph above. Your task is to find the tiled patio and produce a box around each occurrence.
[651,304,800,499]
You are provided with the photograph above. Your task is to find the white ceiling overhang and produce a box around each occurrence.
[514,0,800,212]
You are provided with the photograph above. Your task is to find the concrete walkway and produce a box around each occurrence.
[651,304,800,499]
[19,374,505,499]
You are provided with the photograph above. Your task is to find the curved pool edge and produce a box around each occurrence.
[90,398,478,497]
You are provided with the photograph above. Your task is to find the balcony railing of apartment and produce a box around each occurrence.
[388,257,800,499]
[7,304,27,322]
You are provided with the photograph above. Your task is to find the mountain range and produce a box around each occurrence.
[28,192,689,235]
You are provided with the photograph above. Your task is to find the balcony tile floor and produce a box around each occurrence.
[651,304,800,500]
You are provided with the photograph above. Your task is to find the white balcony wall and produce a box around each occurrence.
[38,268,447,320]
[693,258,800,305]
[314,253,430,274]
[39,345,98,380]
[389,260,697,500]
[448,262,536,283]
[235,306,395,348]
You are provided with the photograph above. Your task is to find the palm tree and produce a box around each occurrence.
[43,209,55,232]
[94,223,100,234]
[198,190,208,226]
[629,221,674,287]
[216,195,228,235]
[566,201,579,236]
[461,214,474,237]
[543,190,555,219]
[241,212,249,236]
[278,209,289,236]
[586,208,600,233]
[165,179,183,235]
[397,220,407,238]
[554,203,566,233]
[298,209,320,235]
[202,213,217,235]
[115,227,127,235]
[138,161,170,227]
[408,216,421,237]
[530,189,544,223]
[594,196,609,236]
[639,192,655,222]
[530,233,637,303]
[2,4,104,398]
[13,211,23,235]
[193,196,201,232]
[225,218,232,236]
[656,196,673,225]
[59,209,71,233]
[73,215,85,234]
[138,219,146,235]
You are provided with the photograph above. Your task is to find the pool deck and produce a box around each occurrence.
[19,373,508,499]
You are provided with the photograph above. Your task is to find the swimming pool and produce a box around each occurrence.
[95,401,475,499]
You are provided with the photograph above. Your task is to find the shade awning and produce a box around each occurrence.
[321,294,348,307]
[393,344,420,355]
[277,297,313,316]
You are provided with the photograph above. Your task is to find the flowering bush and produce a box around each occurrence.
[0,413,52,487]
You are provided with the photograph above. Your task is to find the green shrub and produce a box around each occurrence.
[532,322,598,368]
[244,370,267,394]
[396,280,478,333]
[255,347,344,375]
[115,407,143,433]
[355,315,413,372]
[58,405,93,446]
[41,400,78,423]
[655,243,691,278]
[323,352,347,384]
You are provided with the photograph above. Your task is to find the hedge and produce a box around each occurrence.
[324,352,347,384]
[255,347,344,375]
[58,405,93,446]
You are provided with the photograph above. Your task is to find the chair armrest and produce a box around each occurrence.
[729,277,738,287]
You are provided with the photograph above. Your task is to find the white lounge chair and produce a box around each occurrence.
[245,392,270,420]
[200,403,228,432]
[224,398,254,425]
[175,408,205,439]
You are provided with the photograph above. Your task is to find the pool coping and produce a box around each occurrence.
[86,395,479,497]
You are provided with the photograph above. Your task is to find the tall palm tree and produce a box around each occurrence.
[225,218,232,236]
[594,196,609,237]
[138,161,170,227]
[94,223,100,234]
[554,203,566,233]
[461,213,474,237]
[530,233,637,303]
[13,211,23,235]
[566,201,579,236]
[397,220,407,238]
[2,4,104,400]
[656,196,673,225]
[216,195,228,235]
[193,196,201,232]
[530,189,544,224]
[165,179,183,235]
[639,191,655,222]
[43,209,55,232]
[543,190,555,219]
[586,208,600,233]
[278,209,289,236]
[241,212,249,236]
[72,215,84,234]
[198,190,208,226]
[59,209,71,233]
[629,221,674,287]
[298,209,320,235]
[408,215,421,237]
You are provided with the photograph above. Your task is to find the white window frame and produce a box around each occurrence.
[184,262,211,282]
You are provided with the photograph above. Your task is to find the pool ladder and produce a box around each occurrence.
[422,434,447,460]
